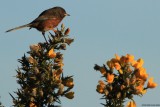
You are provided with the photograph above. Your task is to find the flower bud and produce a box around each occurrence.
[64,38,74,45]
[33,67,39,74]
[104,90,109,96]
[27,56,37,65]
[117,92,121,98]
[32,88,37,97]
[61,23,65,29]
[120,85,126,90]
[59,44,66,50]
[30,97,35,102]
[57,84,64,95]
[30,44,41,52]
[108,86,113,91]
[65,92,74,99]
[38,89,43,97]
[64,28,70,35]
[63,78,74,88]
[126,78,130,86]
[47,96,54,103]
[99,67,107,75]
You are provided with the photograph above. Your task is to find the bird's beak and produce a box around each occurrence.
[64,13,70,16]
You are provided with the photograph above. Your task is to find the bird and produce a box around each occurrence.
[6,6,70,42]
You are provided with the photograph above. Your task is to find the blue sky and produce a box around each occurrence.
[0,0,160,107]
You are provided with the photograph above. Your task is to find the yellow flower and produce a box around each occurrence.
[48,48,56,58]
[134,78,147,94]
[126,101,136,107]
[118,69,123,74]
[96,80,106,94]
[106,73,114,84]
[99,80,106,86]
[141,89,147,94]
[132,58,144,69]
[115,54,120,61]
[147,77,158,88]
[135,67,148,80]
[131,60,137,67]
[65,92,74,99]
[96,85,104,93]
[135,84,144,94]
[126,54,134,63]
[114,62,121,70]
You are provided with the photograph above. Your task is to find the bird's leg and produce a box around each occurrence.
[42,32,48,43]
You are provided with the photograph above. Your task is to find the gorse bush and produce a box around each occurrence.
[94,54,157,107]
[10,25,74,107]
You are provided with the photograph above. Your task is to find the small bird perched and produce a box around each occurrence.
[6,6,70,42]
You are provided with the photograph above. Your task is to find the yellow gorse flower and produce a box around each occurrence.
[96,80,106,94]
[95,54,158,107]
[126,101,136,107]
[114,62,121,70]
[132,58,144,69]
[147,77,158,88]
[126,54,134,63]
[106,73,114,84]
[135,67,148,80]
[115,54,120,61]
[48,48,56,58]
[135,84,145,94]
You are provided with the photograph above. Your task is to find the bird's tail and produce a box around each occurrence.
[6,23,32,32]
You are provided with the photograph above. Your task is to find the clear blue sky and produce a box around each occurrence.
[0,0,160,107]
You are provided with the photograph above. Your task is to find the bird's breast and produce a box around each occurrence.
[34,18,62,32]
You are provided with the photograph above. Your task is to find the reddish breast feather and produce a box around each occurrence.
[37,19,61,32]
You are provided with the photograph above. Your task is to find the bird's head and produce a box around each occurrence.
[53,7,70,18]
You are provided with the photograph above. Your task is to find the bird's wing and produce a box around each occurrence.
[38,8,54,17]
[35,16,57,21]
[31,9,57,23]
[30,15,57,24]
